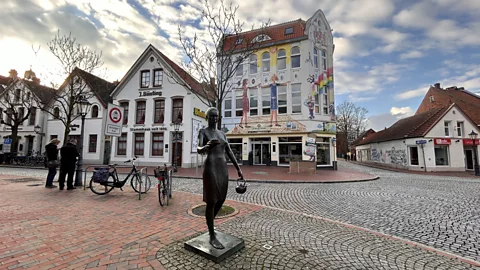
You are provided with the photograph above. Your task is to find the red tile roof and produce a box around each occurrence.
[351,129,376,146]
[416,85,480,126]
[358,107,450,145]
[222,19,307,52]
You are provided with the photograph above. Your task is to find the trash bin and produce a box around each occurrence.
[0,154,4,164]
[333,161,338,170]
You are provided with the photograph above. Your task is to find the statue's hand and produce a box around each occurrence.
[237,170,244,179]
[198,145,210,155]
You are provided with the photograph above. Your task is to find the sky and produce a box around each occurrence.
[1,0,479,131]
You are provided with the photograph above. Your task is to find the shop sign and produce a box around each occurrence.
[130,126,168,132]
[139,90,162,97]
[463,139,480,145]
[434,138,451,145]
[305,137,316,146]
[194,107,206,118]
[416,140,427,145]
[3,127,23,131]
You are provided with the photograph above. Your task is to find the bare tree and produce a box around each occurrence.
[42,31,104,142]
[169,0,269,128]
[0,80,43,156]
[336,100,368,150]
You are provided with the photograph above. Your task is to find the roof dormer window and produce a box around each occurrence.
[235,38,243,45]
[284,27,294,35]
[251,34,272,43]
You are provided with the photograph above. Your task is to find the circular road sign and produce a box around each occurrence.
[109,108,122,123]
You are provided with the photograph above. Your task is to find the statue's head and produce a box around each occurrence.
[206,107,219,125]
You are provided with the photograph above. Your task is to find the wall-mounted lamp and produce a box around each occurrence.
[428,139,433,142]
[455,140,460,143]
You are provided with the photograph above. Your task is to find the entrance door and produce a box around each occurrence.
[465,149,474,170]
[27,137,34,155]
[252,142,271,165]
[171,132,183,167]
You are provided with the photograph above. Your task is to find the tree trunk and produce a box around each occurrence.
[216,98,223,130]
[10,126,18,156]
[63,123,71,145]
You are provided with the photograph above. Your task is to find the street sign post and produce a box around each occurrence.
[3,138,12,153]
[105,104,124,137]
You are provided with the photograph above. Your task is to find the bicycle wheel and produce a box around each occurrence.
[164,179,169,206]
[131,174,151,193]
[168,170,173,199]
[89,176,115,195]
[158,179,166,206]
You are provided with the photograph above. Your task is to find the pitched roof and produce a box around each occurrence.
[73,68,116,107]
[358,107,450,145]
[0,75,13,92]
[22,80,56,104]
[351,129,376,146]
[416,85,480,126]
[222,19,307,51]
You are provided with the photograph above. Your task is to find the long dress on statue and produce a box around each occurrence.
[199,128,229,204]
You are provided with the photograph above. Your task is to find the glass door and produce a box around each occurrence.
[465,149,474,170]
[252,142,271,165]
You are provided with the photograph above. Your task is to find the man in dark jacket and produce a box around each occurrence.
[59,139,80,190]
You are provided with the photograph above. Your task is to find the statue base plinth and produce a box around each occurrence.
[184,231,245,263]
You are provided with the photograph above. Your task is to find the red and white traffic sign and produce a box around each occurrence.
[109,107,122,123]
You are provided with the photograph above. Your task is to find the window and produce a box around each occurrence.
[279,137,302,165]
[136,101,146,124]
[153,69,163,87]
[235,90,243,117]
[291,84,301,114]
[323,94,328,115]
[444,121,451,137]
[313,47,319,69]
[120,102,129,125]
[262,87,270,115]
[285,27,294,35]
[249,55,258,74]
[151,133,164,156]
[224,94,232,118]
[262,52,270,72]
[50,135,58,141]
[409,146,419,165]
[172,98,183,123]
[5,109,12,125]
[140,70,150,88]
[235,38,243,45]
[15,89,21,102]
[291,47,300,68]
[277,49,286,70]
[435,146,449,165]
[457,122,464,137]
[117,133,127,155]
[235,59,243,77]
[227,138,242,163]
[278,85,287,114]
[53,107,60,119]
[154,100,165,123]
[18,107,24,120]
[321,50,327,71]
[249,89,258,116]
[91,105,99,118]
[134,133,145,156]
[28,107,36,125]
[26,92,30,100]
[89,134,97,153]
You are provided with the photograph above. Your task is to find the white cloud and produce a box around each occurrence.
[395,86,430,100]
[390,106,413,116]
[367,106,413,131]
[400,50,423,59]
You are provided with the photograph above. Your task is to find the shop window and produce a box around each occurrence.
[91,105,99,118]
[29,107,36,125]
[457,122,464,137]
[262,52,270,72]
[409,146,419,165]
[134,133,145,156]
[291,84,301,114]
[279,137,302,165]
[316,137,331,165]
[291,47,300,68]
[154,100,165,124]
[278,85,287,114]
[313,47,319,69]
[277,49,286,70]
[444,121,451,137]
[172,98,183,123]
[227,138,242,163]
[321,49,327,71]
[249,89,258,116]
[235,90,243,117]
[224,94,232,118]
[140,70,150,88]
[89,134,97,153]
[153,69,163,87]
[120,102,129,125]
[117,133,127,155]
[262,88,270,115]
[151,132,164,156]
[435,146,449,165]
[249,54,258,74]
[136,101,146,124]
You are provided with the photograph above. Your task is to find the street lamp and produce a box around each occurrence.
[469,130,480,176]
[170,120,182,172]
[34,125,45,154]
[74,98,92,186]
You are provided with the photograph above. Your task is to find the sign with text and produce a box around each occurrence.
[191,119,203,153]
[193,107,206,119]
[463,139,480,145]
[416,140,427,145]
[139,90,162,97]
[129,126,168,132]
[434,138,451,145]
[3,138,12,153]
[105,104,124,137]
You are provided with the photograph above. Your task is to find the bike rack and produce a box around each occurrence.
[138,167,149,201]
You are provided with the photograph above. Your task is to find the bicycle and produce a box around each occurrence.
[154,164,172,206]
[89,157,152,195]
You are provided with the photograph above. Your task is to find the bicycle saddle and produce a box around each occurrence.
[109,163,118,167]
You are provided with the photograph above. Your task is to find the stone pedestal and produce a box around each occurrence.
[184,231,245,263]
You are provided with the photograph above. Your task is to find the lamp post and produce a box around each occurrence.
[34,125,45,154]
[74,98,92,186]
[170,120,182,172]
[469,130,480,176]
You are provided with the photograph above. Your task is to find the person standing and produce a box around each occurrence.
[59,139,80,190]
[45,139,60,188]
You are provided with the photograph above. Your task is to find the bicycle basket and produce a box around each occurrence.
[92,168,110,183]
[154,167,167,178]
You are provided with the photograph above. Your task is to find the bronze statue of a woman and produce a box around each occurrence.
[197,107,244,249]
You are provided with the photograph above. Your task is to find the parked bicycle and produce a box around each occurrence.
[89,156,152,195]
[154,164,173,206]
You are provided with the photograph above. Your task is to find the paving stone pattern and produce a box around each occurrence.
[158,207,477,269]
[171,162,480,263]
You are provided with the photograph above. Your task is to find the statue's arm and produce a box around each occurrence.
[197,129,209,155]
[224,133,243,178]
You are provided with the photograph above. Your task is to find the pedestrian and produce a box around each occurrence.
[45,139,60,188]
[58,139,80,190]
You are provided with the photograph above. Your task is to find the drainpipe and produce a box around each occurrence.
[421,144,427,172]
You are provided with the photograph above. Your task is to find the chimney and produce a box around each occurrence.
[8,69,18,79]
[434,83,440,89]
